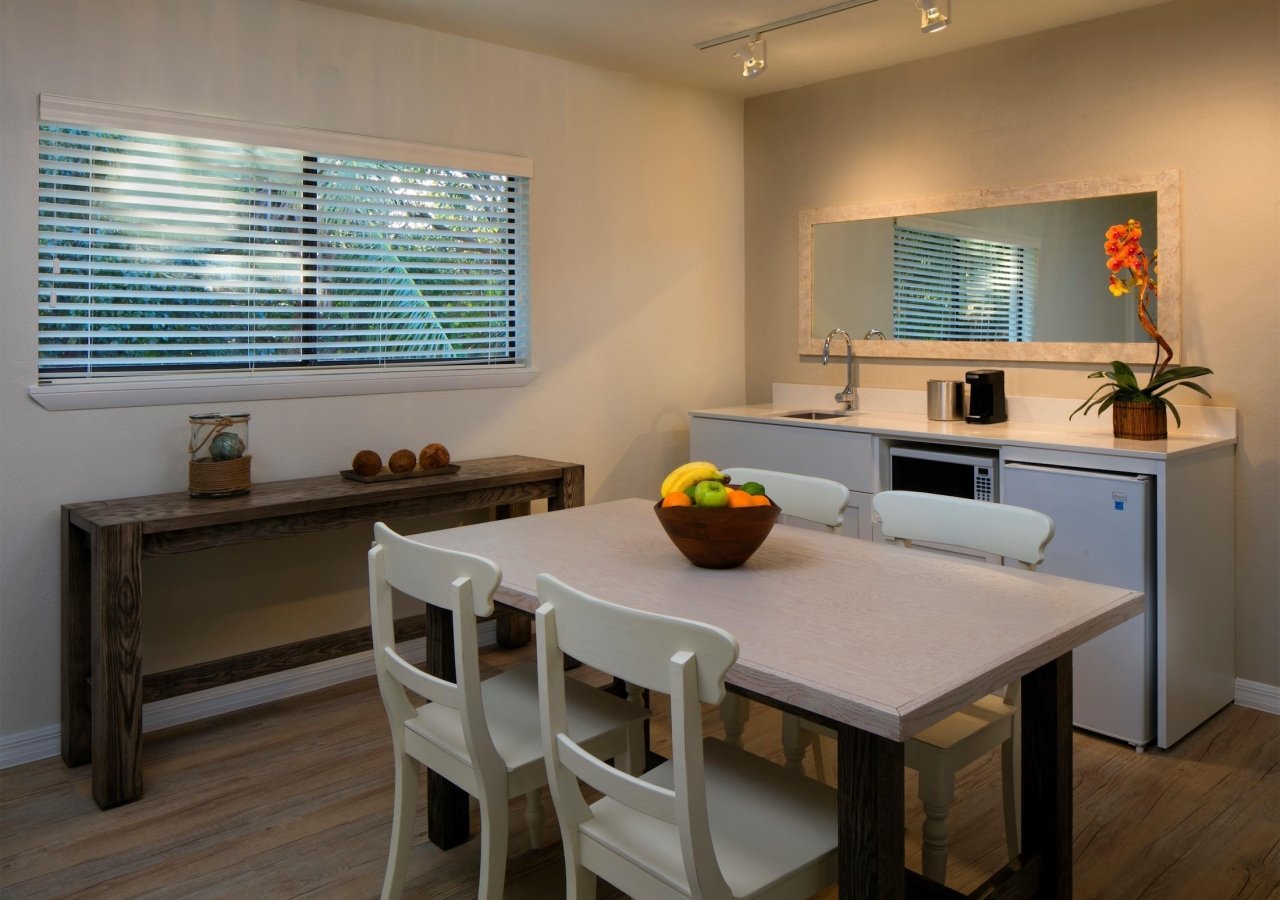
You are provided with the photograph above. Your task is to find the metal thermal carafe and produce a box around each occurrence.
[964,369,1007,424]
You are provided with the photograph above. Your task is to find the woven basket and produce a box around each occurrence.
[189,455,252,497]
[1112,401,1167,441]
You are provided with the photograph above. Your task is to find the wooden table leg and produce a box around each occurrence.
[837,723,905,900]
[61,512,92,767]
[549,464,585,511]
[90,521,144,809]
[1021,653,1073,899]
[425,604,471,849]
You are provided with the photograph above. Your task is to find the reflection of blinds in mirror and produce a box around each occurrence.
[892,224,1037,342]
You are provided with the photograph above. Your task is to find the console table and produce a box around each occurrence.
[61,455,584,809]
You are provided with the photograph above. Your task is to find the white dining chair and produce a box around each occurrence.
[535,573,839,899]
[368,522,648,900]
[791,490,1055,885]
[718,466,849,764]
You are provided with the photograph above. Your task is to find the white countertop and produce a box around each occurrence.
[691,385,1236,461]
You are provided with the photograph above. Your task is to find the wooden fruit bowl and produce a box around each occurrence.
[653,498,780,569]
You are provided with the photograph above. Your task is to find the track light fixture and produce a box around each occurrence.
[691,0,880,81]
[734,35,767,79]
[917,0,951,33]
[697,0,952,80]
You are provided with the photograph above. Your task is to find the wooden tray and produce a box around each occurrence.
[340,464,460,483]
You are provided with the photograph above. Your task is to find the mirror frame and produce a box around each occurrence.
[799,170,1181,364]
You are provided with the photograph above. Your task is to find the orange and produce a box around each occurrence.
[751,494,772,507]
[662,491,693,507]
[725,489,755,508]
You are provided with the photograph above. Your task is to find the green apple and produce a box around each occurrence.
[693,480,729,508]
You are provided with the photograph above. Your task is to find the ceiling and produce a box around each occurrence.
[299,0,1172,97]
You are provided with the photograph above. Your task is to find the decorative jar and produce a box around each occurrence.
[188,413,251,497]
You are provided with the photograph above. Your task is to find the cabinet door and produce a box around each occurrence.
[779,491,872,540]
[844,491,874,540]
[690,417,874,492]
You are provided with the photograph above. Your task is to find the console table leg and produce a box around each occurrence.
[837,723,904,900]
[550,464,585,511]
[61,512,92,767]
[1021,653,1073,899]
[90,522,144,809]
[425,604,471,849]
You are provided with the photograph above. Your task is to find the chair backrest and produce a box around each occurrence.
[721,466,849,532]
[535,574,739,899]
[368,521,505,776]
[872,490,1055,570]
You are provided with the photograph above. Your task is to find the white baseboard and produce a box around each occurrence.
[1234,678,1280,715]
[0,621,497,770]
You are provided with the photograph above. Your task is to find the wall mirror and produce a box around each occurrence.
[799,171,1180,363]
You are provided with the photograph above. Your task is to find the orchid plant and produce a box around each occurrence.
[1071,219,1212,426]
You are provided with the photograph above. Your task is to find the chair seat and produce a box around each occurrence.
[909,694,1015,751]
[409,661,648,776]
[580,738,837,899]
[802,692,1013,754]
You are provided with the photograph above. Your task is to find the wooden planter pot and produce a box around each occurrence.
[1112,400,1167,440]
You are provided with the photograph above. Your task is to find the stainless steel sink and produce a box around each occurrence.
[776,410,853,420]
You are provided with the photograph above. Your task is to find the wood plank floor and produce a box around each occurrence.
[2,643,1276,899]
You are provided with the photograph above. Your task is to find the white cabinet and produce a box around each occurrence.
[690,416,875,540]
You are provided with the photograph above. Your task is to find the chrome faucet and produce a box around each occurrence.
[821,327,855,410]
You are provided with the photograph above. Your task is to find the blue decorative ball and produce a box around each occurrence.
[210,432,245,461]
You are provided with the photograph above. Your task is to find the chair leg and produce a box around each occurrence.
[1001,730,1021,861]
[476,793,510,900]
[917,762,956,884]
[781,714,808,774]
[720,693,750,749]
[381,750,420,900]
[809,731,831,785]
[523,789,545,850]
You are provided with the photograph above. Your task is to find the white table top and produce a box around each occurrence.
[414,498,1145,742]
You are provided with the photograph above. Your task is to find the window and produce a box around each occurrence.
[33,96,532,409]
[892,219,1037,342]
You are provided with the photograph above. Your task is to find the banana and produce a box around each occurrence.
[660,461,727,498]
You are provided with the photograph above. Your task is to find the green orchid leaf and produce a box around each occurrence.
[1153,380,1212,400]
[1147,366,1213,390]
[1070,382,1118,418]
[1110,360,1141,391]
[1165,397,1182,427]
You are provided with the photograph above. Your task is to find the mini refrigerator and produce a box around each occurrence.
[1002,462,1155,747]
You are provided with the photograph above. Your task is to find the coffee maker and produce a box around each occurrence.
[964,369,1007,425]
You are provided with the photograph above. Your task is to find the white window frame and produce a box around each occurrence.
[29,95,537,411]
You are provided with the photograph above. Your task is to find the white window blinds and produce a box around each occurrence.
[892,221,1036,342]
[37,97,530,385]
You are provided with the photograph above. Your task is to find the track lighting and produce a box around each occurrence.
[734,35,767,79]
[697,0,952,80]
[918,0,951,33]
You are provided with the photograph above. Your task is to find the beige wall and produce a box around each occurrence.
[744,0,1279,686]
[0,0,744,737]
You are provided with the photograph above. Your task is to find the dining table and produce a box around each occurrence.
[410,497,1145,899]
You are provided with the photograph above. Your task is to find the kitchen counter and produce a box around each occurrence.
[691,387,1235,461]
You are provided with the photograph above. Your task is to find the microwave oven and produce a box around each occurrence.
[889,444,998,502]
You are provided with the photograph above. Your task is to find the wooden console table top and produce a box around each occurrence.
[61,454,584,809]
